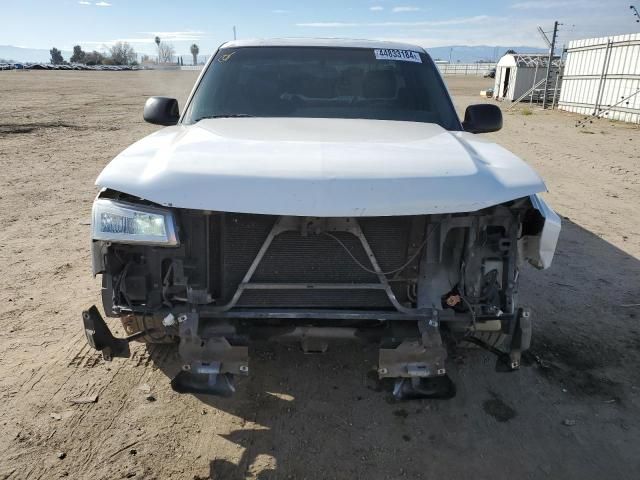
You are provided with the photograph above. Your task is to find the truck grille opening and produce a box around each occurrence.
[207,214,415,309]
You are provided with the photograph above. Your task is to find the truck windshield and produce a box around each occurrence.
[182,47,461,130]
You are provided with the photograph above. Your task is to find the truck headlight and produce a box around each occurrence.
[91,199,178,246]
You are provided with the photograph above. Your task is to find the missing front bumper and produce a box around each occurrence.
[82,306,132,361]
[80,305,528,399]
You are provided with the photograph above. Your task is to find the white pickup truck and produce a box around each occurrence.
[83,38,560,399]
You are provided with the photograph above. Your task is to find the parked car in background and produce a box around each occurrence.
[484,67,496,78]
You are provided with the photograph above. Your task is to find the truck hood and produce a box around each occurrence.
[96,118,546,216]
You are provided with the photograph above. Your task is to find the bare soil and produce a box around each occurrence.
[0,72,639,480]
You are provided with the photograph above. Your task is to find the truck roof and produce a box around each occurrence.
[220,37,427,53]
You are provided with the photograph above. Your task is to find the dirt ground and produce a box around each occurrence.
[0,71,639,480]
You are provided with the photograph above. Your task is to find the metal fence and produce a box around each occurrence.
[558,33,640,124]
[436,63,495,76]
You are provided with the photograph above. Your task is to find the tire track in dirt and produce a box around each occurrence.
[13,330,85,397]
[19,314,119,406]
[23,345,162,478]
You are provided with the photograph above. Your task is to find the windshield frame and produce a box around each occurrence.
[179,45,462,131]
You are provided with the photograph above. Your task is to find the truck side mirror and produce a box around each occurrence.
[462,104,502,133]
[143,96,180,126]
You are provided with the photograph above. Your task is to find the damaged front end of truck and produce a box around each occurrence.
[83,189,560,399]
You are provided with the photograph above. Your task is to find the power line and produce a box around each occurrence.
[537,26,552,48]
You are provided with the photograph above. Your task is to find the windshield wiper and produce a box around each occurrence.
[194,114,256,121]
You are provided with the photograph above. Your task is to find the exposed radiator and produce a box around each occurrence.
[208,214,415,309]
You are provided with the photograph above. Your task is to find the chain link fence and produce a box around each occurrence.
[436,63,496,76]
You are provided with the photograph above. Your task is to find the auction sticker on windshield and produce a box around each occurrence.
[374,49,422,63]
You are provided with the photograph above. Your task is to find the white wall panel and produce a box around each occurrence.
[559,33,640,124]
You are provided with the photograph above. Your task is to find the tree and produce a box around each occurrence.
[190,43,199,65]
[70,45,86,64]
[157,41,175,63]
[50,47,64,65]
[505,49,517,55]
[84,50,105,66]
[108,41,137,65]
[155,36,161,63]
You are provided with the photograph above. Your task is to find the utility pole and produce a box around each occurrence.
[542,21,559,109]
[233,26,237,40]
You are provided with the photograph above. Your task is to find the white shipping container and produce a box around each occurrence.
[558,33,640,124]
[493,54,561,102]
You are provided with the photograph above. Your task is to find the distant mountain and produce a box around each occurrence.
[0,45,72,63]
[425,45,547,63]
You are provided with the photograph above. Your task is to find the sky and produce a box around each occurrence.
[2,0,639,55]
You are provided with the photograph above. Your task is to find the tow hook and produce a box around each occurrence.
[462,336,519,371]
[462,308,532,372]
[82,306,152,361]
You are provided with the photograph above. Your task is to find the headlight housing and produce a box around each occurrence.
[91,198,178,246]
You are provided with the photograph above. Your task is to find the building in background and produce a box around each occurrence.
[493,53,562,102]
